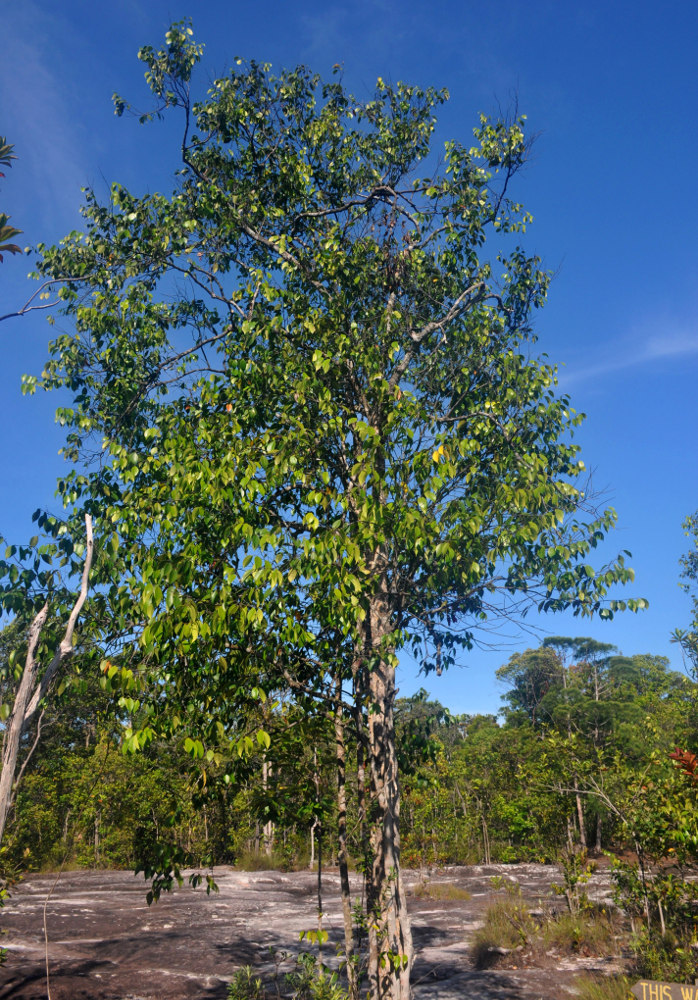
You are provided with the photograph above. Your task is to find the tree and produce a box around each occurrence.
[29,23,645,1000]
[0,136,22,262]
[496,646,564,726]
[673,510,698,675]
[0,515,94,845]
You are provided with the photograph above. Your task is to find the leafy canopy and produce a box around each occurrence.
[27,22,645,749]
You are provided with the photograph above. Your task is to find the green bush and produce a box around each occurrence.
[286,954,347,1000]
[227,966,266,1000]
[226,955,348,1000]
[234,849,292,872]
[630,929,698,984]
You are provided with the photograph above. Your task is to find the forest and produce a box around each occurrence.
[4,629,698,991]
[1,20,698,1000]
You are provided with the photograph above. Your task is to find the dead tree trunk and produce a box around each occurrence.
[0,514,93,845]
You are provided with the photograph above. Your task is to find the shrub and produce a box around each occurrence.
[228,966,267,1000]
[234,850,287,872]
[286,953,347,1000]
[630,929,698,984]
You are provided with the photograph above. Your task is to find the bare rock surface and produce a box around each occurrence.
[0,863,623,999]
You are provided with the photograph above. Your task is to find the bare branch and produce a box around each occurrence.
[0,278,79,324]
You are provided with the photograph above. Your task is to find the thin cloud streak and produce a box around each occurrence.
[557,325,698,387]
[1,3,89,237]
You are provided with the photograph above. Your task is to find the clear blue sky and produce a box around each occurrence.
[1,1,697,715]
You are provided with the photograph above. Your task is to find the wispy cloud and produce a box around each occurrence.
[644,330,698,359]
[1,3,90,237]
[298,0,407,72]
[558,323,698,387]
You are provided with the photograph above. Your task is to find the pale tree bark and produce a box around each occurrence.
[363,597,413,1000]
[309,817,317,868]
[261,758,275,856]
[0,514,93,845]
[574,777,587,849]
[334,679,358,1000]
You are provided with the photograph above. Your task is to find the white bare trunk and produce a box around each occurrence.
[0,515,93,845]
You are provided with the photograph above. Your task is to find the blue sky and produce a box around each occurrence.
[1,1,697,715]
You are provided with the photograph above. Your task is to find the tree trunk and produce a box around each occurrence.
[480,804,491,866]
[334,683,358,1000]
[309,818,317,868]
[0,603,49,843]
[0,514,93,846]
[94,808,101,865]
[317,819,324,963]
[362,600,413,1000]
[262,759,274,856]
[574,778,587,849]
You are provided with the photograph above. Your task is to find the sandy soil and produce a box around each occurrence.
[0,862,625,1000]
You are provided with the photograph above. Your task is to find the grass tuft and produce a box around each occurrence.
[414,881,471,901]
[574,974,630,1000]
[472,897,622,970]
[234,850,286,872]
[540,907,620,955]
[472,897,536,968]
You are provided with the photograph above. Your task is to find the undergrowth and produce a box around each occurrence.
[227,954,348,1000]
[629,929,698,984]
[472,892,621,970]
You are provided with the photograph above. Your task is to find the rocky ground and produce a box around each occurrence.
[0,862,626,1000]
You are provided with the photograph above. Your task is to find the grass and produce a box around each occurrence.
[574,974,631,1000]
[414,880,472,901]
[234,850,289,872]
[540,907,620,955]
[472,897,622,970]
[472,897,537,968]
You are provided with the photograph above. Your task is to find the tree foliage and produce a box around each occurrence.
[26,22,647,999]
[0,136,22,262]
[673,510,698,674]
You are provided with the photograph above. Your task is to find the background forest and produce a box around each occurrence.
[6,636,697,876]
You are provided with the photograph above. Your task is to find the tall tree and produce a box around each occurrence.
[673,510,698,676]
[496,646,564,726]
[29,24,645,1000]
[0,136,22,262]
